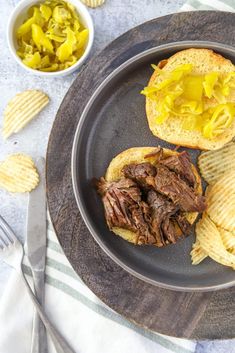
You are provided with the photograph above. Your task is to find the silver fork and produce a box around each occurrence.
[0,215,75,353]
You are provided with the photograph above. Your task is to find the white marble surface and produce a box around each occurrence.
[0,1,234,352]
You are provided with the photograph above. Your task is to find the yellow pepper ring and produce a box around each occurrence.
[203,104,235,139]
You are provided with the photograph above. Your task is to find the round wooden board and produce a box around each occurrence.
[47,11,235,340]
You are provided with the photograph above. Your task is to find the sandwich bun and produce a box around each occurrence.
[146,48,235,150]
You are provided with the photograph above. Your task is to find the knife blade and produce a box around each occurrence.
[26,157,47,353]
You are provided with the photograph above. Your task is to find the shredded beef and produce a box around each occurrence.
[154,165,206,212]
[159,151,196,188]
[122,162,206,213]
[122,163,156,190]
[147,190,191,245]
[174,212,191,234]
[97,178,155,244]
[130,204,156,245]
[96,149,206,247]
[147,191,178,246]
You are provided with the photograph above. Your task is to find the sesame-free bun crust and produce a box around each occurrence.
[105,147,202,244]
[146,49,235,150]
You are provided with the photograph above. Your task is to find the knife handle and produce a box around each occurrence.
[20,268,75,353]
[31,272,48,353]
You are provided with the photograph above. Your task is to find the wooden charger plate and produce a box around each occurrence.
[47,11,235,339]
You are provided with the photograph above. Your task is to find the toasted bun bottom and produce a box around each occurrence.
[105,147,202,245]
[146,48,235,150]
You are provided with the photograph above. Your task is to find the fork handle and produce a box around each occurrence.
[20,269,75,353]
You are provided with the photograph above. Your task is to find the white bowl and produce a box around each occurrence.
[7,0,94,77]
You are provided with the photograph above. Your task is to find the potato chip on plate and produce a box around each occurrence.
[198,141,235,184]
[0,154,39,193]
[190,241,207,265]
[206,171,235,232]
[2,90,49,139]
[196,214,235,269]
[219,227,235,251]
[191,226,235,264]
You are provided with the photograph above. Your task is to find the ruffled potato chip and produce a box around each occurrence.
[198,142,235,184]
[206,171,235,232]
[2,90,49,139]
[219,227,235,250]
[196,214,235,269]
[190,241,207,265]
[0,154,39,193]
[191,226,235,264]
[81,0,105,8]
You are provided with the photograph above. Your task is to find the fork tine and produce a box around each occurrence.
[0,233,8,247]
[0,225,12,245]
[0,215,16,243]
[0,226,12,246]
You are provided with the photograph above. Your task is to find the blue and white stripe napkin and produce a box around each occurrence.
[0,0,234,352]
[0,220,196,353]
[181,0,235,11]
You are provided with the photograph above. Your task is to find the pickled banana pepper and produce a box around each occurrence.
[16,0,89,72]
[141,64,235,139]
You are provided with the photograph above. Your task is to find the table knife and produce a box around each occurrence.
[26,157,48,353]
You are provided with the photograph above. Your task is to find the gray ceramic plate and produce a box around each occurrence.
[72,41,235,291]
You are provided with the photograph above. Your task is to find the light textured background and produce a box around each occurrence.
[0,1,234,352]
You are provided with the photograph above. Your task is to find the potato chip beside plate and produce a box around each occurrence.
[2,90,49,139]
[0,154,39,193]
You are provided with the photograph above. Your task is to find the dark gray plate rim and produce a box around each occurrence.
[71,40,235,292]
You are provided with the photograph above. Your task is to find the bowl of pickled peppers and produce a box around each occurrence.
[8,0,94,76]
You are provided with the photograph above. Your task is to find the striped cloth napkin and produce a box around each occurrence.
[0,1,234,353]
[181,0,235,11]
[0,221,196,353]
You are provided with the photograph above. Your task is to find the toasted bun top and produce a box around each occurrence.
[146,48,235,150]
